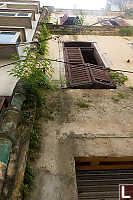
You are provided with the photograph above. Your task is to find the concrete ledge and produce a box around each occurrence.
[0,16,32,29]
[0,8,36,21]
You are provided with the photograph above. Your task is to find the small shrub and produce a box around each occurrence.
[76,99,89,108]
[119,27,133,36]
[112,92,130,103]
[129,86,133,90]
[10,47,53,91]
[109,71,128,85]
[74,15,84,25]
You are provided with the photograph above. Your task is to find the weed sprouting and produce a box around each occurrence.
[76,99,89,108]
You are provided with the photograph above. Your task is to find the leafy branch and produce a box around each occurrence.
[9,47,53,89]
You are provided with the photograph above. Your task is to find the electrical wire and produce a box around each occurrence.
[1,57,133,74]
[0,36,55,50]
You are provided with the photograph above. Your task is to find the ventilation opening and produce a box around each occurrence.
[75,157,133,200]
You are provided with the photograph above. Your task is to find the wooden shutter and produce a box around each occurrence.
[64,47,92,88]
[77,169,133,200]
[63,46,116,89]
[88,64,116,89]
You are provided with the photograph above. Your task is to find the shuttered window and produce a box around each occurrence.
[63,42,116,89]
[75,157,133,200]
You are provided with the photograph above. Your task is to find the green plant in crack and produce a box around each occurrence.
[112,92,130,103]
[21,91,42,199]
[39,21,51,55]
[28,126,42,161]
[21,162,35,200]
[129,86,133,91]
[118,92,130,99]
[9,47,53,90]
[76,99,89,108]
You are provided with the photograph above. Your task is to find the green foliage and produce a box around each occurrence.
[39,22,51,55]
[119,27,133,36]
[21,88,43,199]
[18,19,52,200]
[74,15,84,26]
[112,92,130,103]
[118,92,130,99]
[10,21,53,93]
[109,71,128,85]
[28,126,42,161]
[76,99,89,108]
[10,47,53,90]
[21,163,35,200]
[129,86,133,90]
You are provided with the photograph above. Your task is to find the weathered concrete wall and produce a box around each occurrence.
[29,87,133,200]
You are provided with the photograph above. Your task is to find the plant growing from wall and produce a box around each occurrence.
[20,87,43,200]
[74,15,84,26]
[9,19,53,92]
[39,21,51,55]
[10,47,53,91]
[109,71,128,85]
[9,16,54,200]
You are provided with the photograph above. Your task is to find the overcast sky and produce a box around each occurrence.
[41,0,107,10]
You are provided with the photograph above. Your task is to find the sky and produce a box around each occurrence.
[41,0,107,10]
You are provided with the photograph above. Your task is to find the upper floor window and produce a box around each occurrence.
[63,42,116,89]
